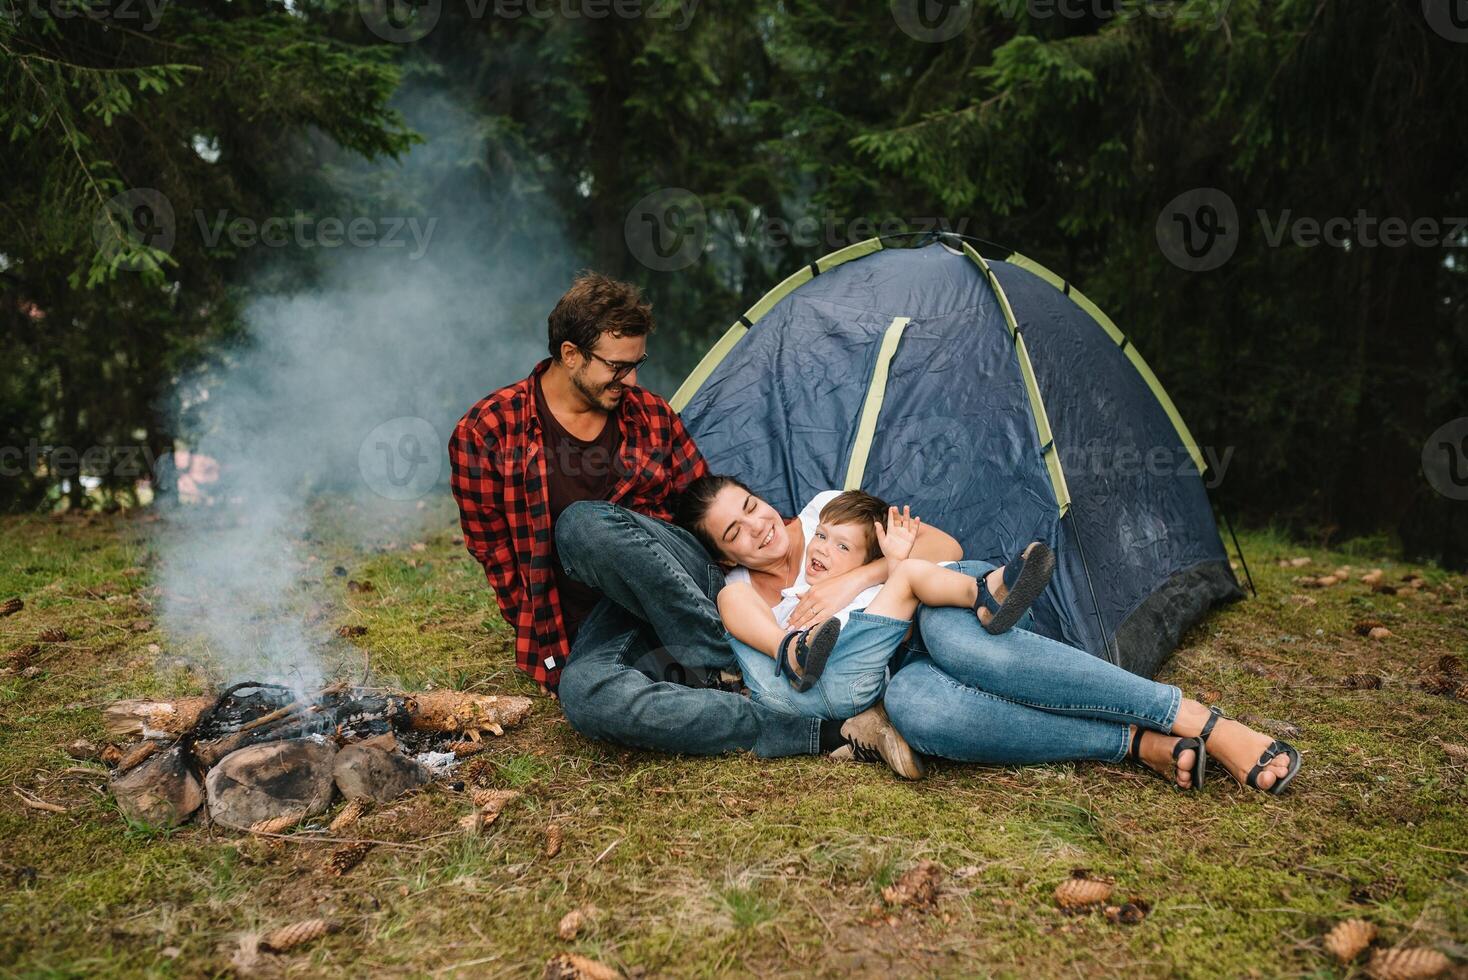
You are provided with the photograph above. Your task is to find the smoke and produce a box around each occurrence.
[154,90,575,694]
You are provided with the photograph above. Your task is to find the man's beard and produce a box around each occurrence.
[571,366,624,412]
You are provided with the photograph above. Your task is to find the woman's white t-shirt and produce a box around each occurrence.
[724,490,882,629]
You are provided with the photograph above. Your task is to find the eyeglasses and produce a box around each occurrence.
[579,348,648,381]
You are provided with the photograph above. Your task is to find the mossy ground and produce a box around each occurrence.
[1,505,1465,978]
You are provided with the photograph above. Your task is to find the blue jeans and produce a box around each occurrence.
[554,500,823,758]
[884,561,1182,764]
[731,609,911,721]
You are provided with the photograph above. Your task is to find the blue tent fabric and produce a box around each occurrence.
[678,241,1241,678]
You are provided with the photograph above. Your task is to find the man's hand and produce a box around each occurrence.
[874,505,921,563]
[539,681,559,701]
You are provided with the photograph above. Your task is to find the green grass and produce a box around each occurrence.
[0,503,1465,977]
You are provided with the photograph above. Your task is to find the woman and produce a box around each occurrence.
[676,474,1302,794]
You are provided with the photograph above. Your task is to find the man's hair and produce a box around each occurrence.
[673,474,754,560]
[547,272,654,361]
[819,490,890,563]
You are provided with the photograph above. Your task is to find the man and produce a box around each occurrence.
[450,272,919,775]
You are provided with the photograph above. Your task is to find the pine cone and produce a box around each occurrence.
[1104,903,1148,925]
[460,789,522,833]
[448,740,485,757]
[1055,874,1114,909]
[543,953,620,980]
[328,798,368,834]
[1,598,22,618]
[240,835,286,864]
[1365,947,1450,980]
[1353,619,1385,636]
[457,756,495,786]
[544,823,564,858]
[881,860,944,909]
[1323,918,1377,964]
[1342,673,1383,690]
[260,918,337,953]
[249,813,305,836]
[1457,682,1468,701]
[1438,655,1463,676]
[38,628,68,644]
[473,789,521,814]
[1440,741,1468,762]
[336,624,367,638]
[329,841,374,877]
[557,907,589,940]
[66,739,100,761]
[7,644,38,669]
[99,744,124,766]
[1421,675,1456,697]
[347,579,375,593]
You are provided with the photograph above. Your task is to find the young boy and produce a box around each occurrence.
[718,489,1054,721]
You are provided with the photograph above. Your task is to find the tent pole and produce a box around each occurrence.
[1065,509,1117,666]
[1218,505,1257,597]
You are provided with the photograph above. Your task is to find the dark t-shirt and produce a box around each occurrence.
[534,375,622,638]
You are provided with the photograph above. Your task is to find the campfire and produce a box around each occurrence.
[96,684,532,830]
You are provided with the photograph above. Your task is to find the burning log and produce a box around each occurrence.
[100,682,530,834]
[403,691,532,737]
[193,707,324,768]
[104,697,215,739]
[116,740,164,773]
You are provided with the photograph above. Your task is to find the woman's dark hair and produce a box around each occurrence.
[674,474,754,560]
[547,271,654,361]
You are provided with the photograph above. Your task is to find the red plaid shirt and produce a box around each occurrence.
[449,359,708,688]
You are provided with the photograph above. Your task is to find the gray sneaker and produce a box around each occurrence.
[830,702,925,780]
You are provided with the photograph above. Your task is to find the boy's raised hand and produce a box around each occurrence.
[875,505,921,562]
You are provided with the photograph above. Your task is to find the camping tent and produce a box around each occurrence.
[671,238,1243,679]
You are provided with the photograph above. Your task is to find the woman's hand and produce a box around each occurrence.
[874,505,921,562]
[787,573,876,630]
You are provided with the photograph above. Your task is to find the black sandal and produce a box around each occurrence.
[1128,726,1202,791]
[776,618,842,693]
[1196,705,1302,795]
[975,541,1056,634]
